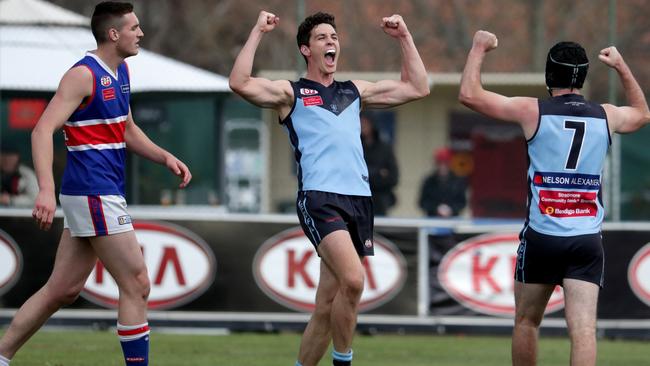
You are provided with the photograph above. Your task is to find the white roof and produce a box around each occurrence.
[0,0,88,26]
[0,0,230,93]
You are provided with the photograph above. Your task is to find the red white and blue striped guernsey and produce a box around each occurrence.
[61,52,130,196]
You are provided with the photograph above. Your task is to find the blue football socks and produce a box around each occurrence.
[117,322,150,365]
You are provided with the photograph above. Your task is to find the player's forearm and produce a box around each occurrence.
[125,124,169,165]
[30,127,56,193]
[398,33,429,98]
[616,61,650,117]
[229,28,264,93]
[459,48,486,106]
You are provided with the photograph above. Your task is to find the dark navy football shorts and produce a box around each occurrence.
[515,227,604,287]
[296,190,374,257]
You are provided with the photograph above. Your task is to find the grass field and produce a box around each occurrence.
[2,330,649,366]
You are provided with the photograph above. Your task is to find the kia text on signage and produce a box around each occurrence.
[438,233,564,316]
[253,227,407,312]
[82,221,216,309]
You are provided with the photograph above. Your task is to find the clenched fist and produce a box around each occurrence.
[472,30,498,52]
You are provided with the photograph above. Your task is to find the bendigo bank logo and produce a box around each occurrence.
[253,227,407,312]
[438,233,565,316]
[0,229,22,296]
[628,243,650,307]
[82,221,216,310]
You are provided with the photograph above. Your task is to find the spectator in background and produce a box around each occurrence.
[0,145,38,207]
[361,114,399,216]
[418,147,467,217]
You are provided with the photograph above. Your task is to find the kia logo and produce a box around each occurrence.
[253,227,407,312]
[82,221,216,309]
[0,229,22,296]
[628,242,650,307]
[438,233,564,316]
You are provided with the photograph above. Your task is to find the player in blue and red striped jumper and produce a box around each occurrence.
[0,2,191,366]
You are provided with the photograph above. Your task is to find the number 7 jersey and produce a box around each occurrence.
[525,94,610,236]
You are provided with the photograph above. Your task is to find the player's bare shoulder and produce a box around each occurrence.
[58,64,95,98]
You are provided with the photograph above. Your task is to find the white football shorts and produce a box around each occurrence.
[59,194,134,237]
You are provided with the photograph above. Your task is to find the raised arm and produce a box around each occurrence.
[459,31,538,139]
[229,11,293,115]
[599,47,650,134]
[124,110,191,188]
[354,15,429,109]
[31,66,92,230]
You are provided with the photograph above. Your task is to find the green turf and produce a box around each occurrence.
[2,330,649,365]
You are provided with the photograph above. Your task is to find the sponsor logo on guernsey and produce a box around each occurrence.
[82,221,216,310]
[300,88,318,96]
[102,87,116,101]
[538,190,598,218]
[253,227,406,312]
[438,233,564,316]
[100,76,112,87]
[330,104,338,113]
[302,96,323,107]
[117,215,132,225]
[533,171,601,190]
[121,84,130,94]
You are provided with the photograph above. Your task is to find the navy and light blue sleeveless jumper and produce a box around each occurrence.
[281,78,371,197]
[525,94,610,236]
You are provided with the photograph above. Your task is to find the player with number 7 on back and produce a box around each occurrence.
[459,30,650,366]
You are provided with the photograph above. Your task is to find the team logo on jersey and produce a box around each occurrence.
[303,96,323,107]
[330,104,338,113]
[100,76,112,87]
[300,88,318,96]
[121,84,130,94]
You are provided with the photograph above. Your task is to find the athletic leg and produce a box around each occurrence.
[512,281,555,366]
[563,278,598,366]
[0,230,96,359]
[89,231,150,365]
[318,230,365,365]
[297,260,339,366]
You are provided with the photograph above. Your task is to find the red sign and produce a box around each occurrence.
[253,227,407,312]
[8,99,47,129]
[438,233,564,316]
[538,190,598,217]
[82,221,216,310]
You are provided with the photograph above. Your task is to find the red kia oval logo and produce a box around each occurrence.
[438,233,564,316]
[0,229,22,296]
[628,243,650,307]
[253,227,407,312]
[82,221,216,309]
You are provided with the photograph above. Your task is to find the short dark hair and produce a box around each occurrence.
[296,12,336,64]
[91,2,134,44]
[545,41,589,90]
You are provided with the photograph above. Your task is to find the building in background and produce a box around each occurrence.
[0,0,248,208]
